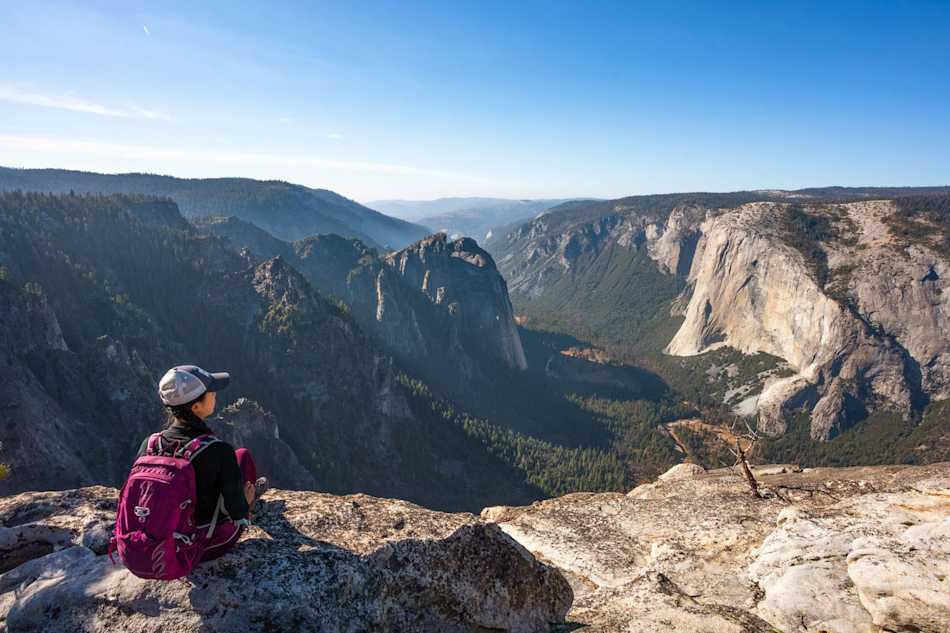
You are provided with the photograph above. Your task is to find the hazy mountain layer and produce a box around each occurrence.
[0,167,429,249]
[367,196,581,242]
[368,197,526,221]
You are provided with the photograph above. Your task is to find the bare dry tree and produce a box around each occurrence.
[726,417,762,498]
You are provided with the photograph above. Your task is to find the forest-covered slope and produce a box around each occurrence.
[0,192,541,510]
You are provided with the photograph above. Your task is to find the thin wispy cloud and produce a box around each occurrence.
[143,25,151,36]
[0,85,170,120]
[0,134,496,184]
[327,132,344,140]
[127,105,168,120]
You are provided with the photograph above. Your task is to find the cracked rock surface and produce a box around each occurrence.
[485,462,950,633]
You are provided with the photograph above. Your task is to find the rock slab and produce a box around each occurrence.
[487,462,950,633]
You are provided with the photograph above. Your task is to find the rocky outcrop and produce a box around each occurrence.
[381,234,527,372]
[0,487,572,632]
[484,461,950,633]
[211,399,317,489]
[198,220,529,390]
[2,464,946,631]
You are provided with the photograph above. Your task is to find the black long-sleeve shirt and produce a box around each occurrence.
[136,419,249,524]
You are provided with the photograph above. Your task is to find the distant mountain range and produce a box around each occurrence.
[0,168,685,505]
[366,197,587,242]
[0,167,429,250]
[3,175,948,511]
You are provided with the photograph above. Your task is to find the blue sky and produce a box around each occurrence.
[1,1,948,201]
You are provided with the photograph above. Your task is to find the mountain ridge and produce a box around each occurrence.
[0,167,429,249]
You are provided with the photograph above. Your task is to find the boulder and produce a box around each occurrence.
[658,462,706,482]
[626,462,705,499]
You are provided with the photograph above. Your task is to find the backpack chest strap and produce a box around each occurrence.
[178,434,220,461]
[146,432,219,460]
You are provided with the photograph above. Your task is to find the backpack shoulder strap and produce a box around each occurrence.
[145,432,164,456]
[179,434,221,462]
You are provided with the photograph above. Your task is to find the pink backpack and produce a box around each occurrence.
[110,432,220,580]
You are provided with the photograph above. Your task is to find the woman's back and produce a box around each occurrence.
[136,419,249,525]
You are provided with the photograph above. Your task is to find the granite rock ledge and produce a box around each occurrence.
[0,487,572,633]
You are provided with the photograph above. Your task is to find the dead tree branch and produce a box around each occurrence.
[727,417,762,499]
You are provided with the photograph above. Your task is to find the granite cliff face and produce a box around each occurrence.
[0,487,571,632]
[667,200,948,438]
[495,195,716,301]
[493,191,950,440]
[379,234,527,372]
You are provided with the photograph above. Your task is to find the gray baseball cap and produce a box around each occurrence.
[158,365,230,406]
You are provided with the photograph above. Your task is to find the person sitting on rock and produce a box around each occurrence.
[136,365,268,561]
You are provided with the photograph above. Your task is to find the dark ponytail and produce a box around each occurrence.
[163,393,212,432]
